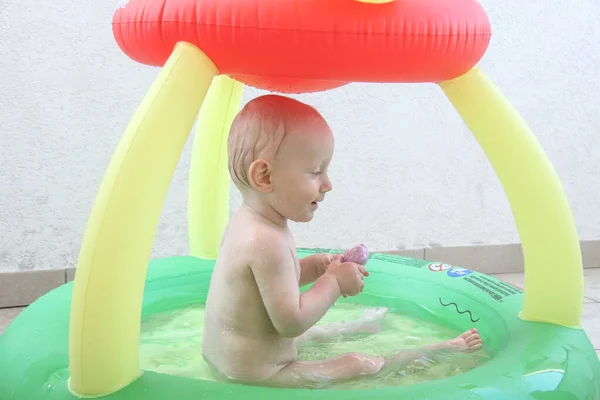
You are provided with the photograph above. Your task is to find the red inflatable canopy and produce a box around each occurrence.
[113,0,491,93]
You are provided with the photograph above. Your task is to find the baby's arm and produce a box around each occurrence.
[298,253,331,286]
[251,239,341,338]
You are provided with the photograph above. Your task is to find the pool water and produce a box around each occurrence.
[139,302,491,389]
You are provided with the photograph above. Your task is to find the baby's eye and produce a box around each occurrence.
[312,171,322,175]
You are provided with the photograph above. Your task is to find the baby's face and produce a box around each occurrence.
[270,118,334,223]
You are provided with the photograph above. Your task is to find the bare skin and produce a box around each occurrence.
[202,95,482,389]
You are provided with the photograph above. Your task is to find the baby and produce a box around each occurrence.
[202,94,482,388]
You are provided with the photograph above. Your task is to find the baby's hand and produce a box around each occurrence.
[319,253,334,274]
[325,254,365,297]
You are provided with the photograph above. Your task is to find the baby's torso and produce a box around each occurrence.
[202,211,300,381]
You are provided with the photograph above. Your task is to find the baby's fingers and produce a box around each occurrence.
[321,253,333,268]
[355,264,369,277]
[354,276,365,295]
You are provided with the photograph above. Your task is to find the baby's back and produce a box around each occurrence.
[202,210,298,381]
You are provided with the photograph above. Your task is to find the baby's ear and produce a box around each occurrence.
[248,159,273,192]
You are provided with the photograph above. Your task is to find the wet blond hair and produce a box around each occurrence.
[227,94,321,189]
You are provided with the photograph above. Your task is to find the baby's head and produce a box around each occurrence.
[228,94,334,223]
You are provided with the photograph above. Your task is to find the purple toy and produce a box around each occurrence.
[342,244,369,265]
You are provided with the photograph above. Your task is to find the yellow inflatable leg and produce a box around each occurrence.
[439,67,583,328]
[188,75,243,259]
[68,42,217,397]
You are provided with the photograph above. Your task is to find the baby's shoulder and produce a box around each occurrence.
[223,210,292,268]
[247,224,288,252]
[236,226,290,267]
[226,215,283,243]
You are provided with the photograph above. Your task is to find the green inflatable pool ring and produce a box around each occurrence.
[2,1,600,397]
[1,252,599,399]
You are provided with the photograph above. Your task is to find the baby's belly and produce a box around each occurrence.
[203,329,297,382]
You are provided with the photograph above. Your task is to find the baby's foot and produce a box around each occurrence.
[354,307,388,333]
[446,328,482,351]
[359,307,388,322]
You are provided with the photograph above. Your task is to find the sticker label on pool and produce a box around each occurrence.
[428,263,453,272]
[447,268,473,278]
[463,274,523,302]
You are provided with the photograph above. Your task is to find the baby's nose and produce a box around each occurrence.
[321,177,333,192]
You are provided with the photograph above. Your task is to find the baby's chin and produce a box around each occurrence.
[287,209,316,223]
[290,215,314,223]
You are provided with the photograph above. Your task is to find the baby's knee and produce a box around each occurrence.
[344,353,384,376]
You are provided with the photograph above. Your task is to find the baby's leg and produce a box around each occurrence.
[382,328,482,373]
[266,352,386,389]
[297,307,388,344]
[269,328,482,389]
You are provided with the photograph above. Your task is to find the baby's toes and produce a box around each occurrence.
[467,334,481,345]
[361,307,388,321]
[466,332,482,349]
[459,328,478,340]
[469,339,482,350]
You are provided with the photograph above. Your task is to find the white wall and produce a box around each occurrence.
[1,0,598,272]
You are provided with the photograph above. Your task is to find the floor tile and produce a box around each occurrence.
[491,272,524,289]
[582,302,600,349]
[66,267,76,282]
[584,268,600,302]
[0,270,65,308]
[0,307,26,335]
[492,271,599,304]
[582,240,600,269]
